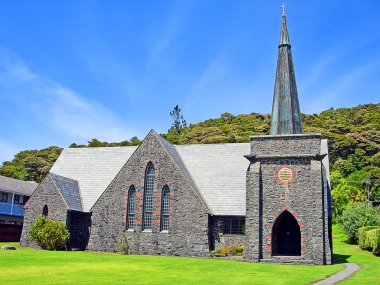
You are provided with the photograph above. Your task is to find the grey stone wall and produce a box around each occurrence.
[20,175,69,248]
[245,161,262,262]
[88,132,210,257]
[245,134,333,265]
[250,134,321,157]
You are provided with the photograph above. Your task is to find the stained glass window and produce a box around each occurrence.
[143,162,154,230]
[161,186,171,231]
[127,185,136,230]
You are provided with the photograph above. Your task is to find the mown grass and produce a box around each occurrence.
[332,225,380,284]
[0,226,377,285]
[0,244,341,285]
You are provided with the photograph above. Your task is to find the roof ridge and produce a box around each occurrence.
[153,132,213,214]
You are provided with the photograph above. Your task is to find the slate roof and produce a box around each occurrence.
[0,175,38,196]
[50,147,137,212]
[176,143,250,216]
[49,173,82,212]
[153,132,211,211]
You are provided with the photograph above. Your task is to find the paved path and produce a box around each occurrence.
[313,263,360,285]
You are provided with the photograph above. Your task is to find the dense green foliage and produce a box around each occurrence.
[69,136,142,148]
[366,228,380,255]
[0,146,62,183]
[338,202,380,244]
[358,226,379,250]
[29,216,70,250]
[1,103,379,222]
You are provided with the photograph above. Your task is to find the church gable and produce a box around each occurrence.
[88,130,210,256]
[20,175,69,247]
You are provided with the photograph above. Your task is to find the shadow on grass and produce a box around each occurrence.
[333,253,351,264]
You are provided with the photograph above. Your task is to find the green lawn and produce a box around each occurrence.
[331,225,380,284]
[0,227,377,285]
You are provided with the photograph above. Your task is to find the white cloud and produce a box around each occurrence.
[32,81,133,141]
[0,47,135,147]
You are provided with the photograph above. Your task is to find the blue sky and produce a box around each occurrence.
[0,0,379,164]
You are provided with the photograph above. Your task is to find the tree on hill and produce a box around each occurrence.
[0,147,62,183]
[169,105,187,134]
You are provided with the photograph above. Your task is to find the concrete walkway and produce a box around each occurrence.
[313,263,360,285]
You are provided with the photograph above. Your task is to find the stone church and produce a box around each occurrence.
[20,12,333,265]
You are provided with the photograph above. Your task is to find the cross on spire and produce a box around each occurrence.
[280,3,286,15]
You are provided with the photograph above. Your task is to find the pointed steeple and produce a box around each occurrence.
[270,11,302,135]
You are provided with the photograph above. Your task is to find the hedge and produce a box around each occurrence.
[358,226,378,250]
[338,202,380,244]
[367,229,380,256]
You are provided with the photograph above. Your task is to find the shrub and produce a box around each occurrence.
[358,226,378,250]
[211,245,244,257]
[228,244,239,255]
[116,233,129,254]
[220,246,228,256]
[210,247,225,257]
[228,244,244,256]
[338,202,380,244]
[29,216,70,250]
[367,229,380,256]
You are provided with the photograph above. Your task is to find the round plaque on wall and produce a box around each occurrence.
[278,167,293,182]
[275,164,296,186]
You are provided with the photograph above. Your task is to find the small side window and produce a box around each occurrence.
[42,204,48,217]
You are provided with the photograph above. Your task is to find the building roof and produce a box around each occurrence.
[49,173,82,212]
[0,175,38,196]
[154,132,211,212]
[176,143,250,216]
[50,147,137,212]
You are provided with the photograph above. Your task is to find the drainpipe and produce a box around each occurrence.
[11,193,15,215]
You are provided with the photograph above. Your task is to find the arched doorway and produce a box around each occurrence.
[272,210,301,256]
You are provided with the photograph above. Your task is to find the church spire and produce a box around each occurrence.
[269,9,302,135]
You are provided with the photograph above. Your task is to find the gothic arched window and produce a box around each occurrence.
[143,162,155,230]
[126,185,136,230]
[161,186,171,231]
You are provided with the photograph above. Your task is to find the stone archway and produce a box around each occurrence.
[272,210,301,256]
